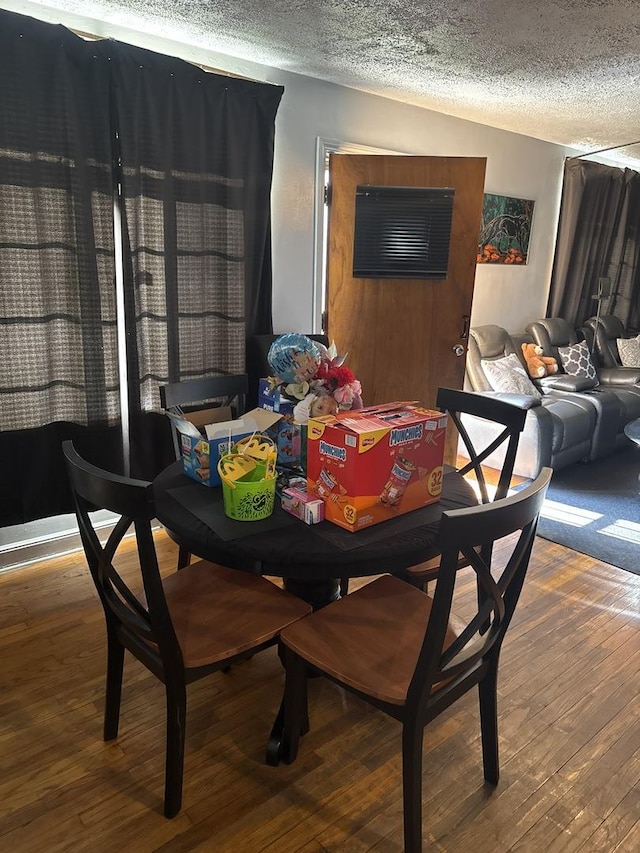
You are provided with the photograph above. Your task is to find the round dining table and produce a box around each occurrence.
[154,460,478,763]
[153,460,478,608]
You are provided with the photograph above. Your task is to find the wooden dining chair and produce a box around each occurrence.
[63,440,310,819]
[400,386,529,590]
[279,467,551,853]
[159,374,249,568]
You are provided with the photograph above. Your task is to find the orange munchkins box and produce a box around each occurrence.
[306,401,448,532]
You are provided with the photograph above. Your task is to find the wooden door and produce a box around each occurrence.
[326,154,486,422]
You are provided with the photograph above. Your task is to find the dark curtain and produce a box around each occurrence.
[101,40,282,478]
[548,158,640,331]
[0,11,122,525]
[0,11,281,522]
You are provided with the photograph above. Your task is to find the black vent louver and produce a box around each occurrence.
[353,185,455,279]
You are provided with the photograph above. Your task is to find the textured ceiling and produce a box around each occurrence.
[21,0,640,166]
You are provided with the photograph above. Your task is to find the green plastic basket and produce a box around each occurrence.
[218,455,277,521]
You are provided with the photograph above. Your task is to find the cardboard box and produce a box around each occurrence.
[306,401,448,532]
[167,406,281,487]
[258,379,302,465]
[281,486,325,524]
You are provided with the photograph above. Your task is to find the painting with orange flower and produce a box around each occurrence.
[477,194,534,264]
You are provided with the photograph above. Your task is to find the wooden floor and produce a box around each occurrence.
[1,530,639,852]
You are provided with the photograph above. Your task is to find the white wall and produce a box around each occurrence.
[3,0,581,335]
[271,74,575,334]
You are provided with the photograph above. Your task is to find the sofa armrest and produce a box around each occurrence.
[597,367,640,387]
[538,374,597,393]
[479,391,542,409]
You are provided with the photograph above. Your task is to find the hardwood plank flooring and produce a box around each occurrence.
[0,530,638,852]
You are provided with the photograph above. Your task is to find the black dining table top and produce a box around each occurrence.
[153,461,478,581]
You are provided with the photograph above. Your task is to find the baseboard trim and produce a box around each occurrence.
[0,519,161,574]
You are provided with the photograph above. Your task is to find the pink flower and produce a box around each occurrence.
[334,379,362,408]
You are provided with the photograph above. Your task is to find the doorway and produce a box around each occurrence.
[324,153,486,414]
[312,137,406,334]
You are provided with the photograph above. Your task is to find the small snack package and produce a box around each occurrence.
[281,486,325,524]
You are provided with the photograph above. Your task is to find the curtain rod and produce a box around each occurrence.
[567,139,640,161]
[71,27,251,81]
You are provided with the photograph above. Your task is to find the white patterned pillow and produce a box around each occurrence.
[558,341,599,385]
[481,353,541,397]
[617,335,640,367]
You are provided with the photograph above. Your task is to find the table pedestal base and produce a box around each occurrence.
[283,577,341,610]
[266,578,339,765]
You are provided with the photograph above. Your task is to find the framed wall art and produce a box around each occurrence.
[477,194,535,264]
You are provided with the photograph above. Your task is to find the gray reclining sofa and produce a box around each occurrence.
[464,322,640,479]
[527,317,640,453]
[465,325,598,479]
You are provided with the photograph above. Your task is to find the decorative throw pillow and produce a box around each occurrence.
[617,335,640,367]
[481,353,542,397]
[557,341,599,385]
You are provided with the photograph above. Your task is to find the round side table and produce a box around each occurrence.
[624,418,640,447]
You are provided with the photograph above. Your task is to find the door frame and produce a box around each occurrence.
[312,137,407,334]
[323,152,486,415]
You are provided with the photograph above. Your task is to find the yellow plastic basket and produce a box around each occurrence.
[232,433,277,472]
[217,452,277,521]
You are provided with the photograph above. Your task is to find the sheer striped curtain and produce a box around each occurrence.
[0,10,282,519]
[0,11,121,525]
[104,40,282,477]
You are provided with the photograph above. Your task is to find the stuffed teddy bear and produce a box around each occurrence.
[521,342,559,379]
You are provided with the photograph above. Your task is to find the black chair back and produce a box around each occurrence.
[160,374,249,459]
[436,386,527,504]
[411,467,551,712]
[62,440,181,681]
[159,374,248,415]
[395,387,529,591]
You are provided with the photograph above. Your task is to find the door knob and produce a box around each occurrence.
[452,344,465,357]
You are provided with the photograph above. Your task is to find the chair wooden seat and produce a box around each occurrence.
[403,555,440,584]
[162,560,308,668]
[282,574,459,704]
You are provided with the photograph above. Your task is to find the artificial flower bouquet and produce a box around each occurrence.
[265,333,363,424]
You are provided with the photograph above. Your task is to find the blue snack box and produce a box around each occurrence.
[258,379,302,465]
[168,406,281,487]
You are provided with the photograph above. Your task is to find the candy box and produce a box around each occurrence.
[306,401,448,532]
[258,379,301,465]
[281,486,325,524]
[167,406,281,487]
